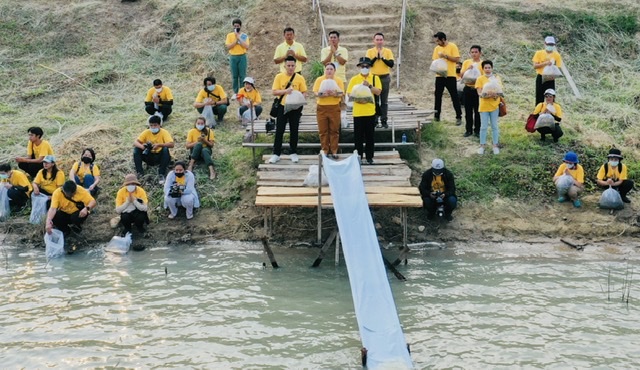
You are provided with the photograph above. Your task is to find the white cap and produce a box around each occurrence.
[544,36,556,45]
[243,77,255,85]
[431,158,444,170]
[544,88,556,96]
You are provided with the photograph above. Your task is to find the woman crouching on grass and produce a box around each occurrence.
[186,117,216,180]
[164,161,200,220]
[32,155,65,207]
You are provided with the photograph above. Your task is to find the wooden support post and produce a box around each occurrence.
[382,254,406,281]
[402,207,408,247]
[263,208,269,236]
[392,246,411,267]
[311,229,338,267]
[261,237,279,268]
[335,231,341,266]
[317,153,323,245]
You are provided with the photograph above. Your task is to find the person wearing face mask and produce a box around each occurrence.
[475,60,504,155]
[186,117,216,180]
[115,174,149,235]
[366,32,395,128]
[596,148,634,204]
[431,32,462,126]
[553,151,584,208]
[225,18,250,95]
[32,155,65,207]
[0,163,32,211]
[163,162,200,220]
[237,77,263,122]
[69,148,101,197]
[533,36,563,105]
[532,88,563,142]
[144,79,174,122]
[347,57,382,165]
[194,76,229,123]
[133,115,175,185]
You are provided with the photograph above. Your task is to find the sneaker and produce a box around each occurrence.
[376,123,382,128]
[621,195,631,203]
[455,118,462,126]
[154,111,164,119]
[477,147,485,155]
[463,132,472,137]
[231,93,237,101]
[366,159,374,165]
[381,122,388,129]
[558,196,566,203]
[158,175,165,185]
[434,116,440,122]
[573,199,582,208]
[268,154,280,164]
[445,214,453,222]
[474,132,479,137]
[493,146,500,155]
[290,153,299,163]
[331,154,339,160]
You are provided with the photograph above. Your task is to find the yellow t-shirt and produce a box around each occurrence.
[70,161,101,183]
[195,85,228,104]
[313,76,345,106]
[597,163,628,181]
[432,43,460,77]
[137,128,174,154]
[9,170,32,196]
[27,140,54,158]
[50,186,94,215]
[144,86,174,104]
[366,47,395,76]
[532,50,563,75]
[237,88,262,105]
[225,32,250,55]
[273,41,307,73]
[475,74,503,112]
[347,74,381,117]
[460,59,482,87]
[431,175,445,193]
[115,186,148,208]
[533,102,563,119]
[554,163,584,183]
[320,45,349,81]
[33,168,65,194]
[186,128,215,145]
[271,72,307,105]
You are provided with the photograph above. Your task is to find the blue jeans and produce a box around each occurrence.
[229,54,247,93]
[479,108,500,145]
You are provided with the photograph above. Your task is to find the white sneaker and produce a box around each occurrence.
[231,94,237,101]
[290,153,299,163]
[493,146,500,155]
[268,154,280,164]
[158,175,165,185]
[477,147,485,155]
[154,111,164,119]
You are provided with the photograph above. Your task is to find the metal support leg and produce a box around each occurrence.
[335,231,340,266]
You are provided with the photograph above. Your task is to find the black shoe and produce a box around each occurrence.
[455,118,462,126]
[463,132,472,137]
[445,214,453,222]
[553,137,559,143]
[434,116,440,122]
[622,196,631,203]
[70,224,82,234]
[474,132,479,137]
[540,135,546,141]
[366,159,374,165]
[381,122,388,129]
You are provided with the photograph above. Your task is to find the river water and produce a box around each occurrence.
[1,239,638,369]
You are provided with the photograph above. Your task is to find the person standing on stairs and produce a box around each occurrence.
[432,31,463,125]
[321,30,349,82]
[366,33,394,129]
[273,27,307,74]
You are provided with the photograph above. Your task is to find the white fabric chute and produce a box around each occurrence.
[322,152,413,369]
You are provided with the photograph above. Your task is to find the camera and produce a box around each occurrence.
[432,191,445,218]
[142,142,153,156]
[169,184,182,198]
[266,118,276,133]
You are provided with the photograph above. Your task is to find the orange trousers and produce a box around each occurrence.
[316,104,341,155]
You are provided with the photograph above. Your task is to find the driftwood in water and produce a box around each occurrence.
[561,238,585,251]
[383,255,406,281]
[261,237,279,268]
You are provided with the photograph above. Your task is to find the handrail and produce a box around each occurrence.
[397,0,407,89]
[312,0,329,48]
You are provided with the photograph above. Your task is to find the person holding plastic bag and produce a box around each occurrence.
[69,148,101,197]
[532,36,563,105]
[186,117,216,180]
[164,162,200,220]
[475,60,504,155]
[347,57,382,165]
[313,62,344,159]
[418,158,457,222]
[115,174,149,235]
[596,148,634,204]
[553,151,584,208]
[32,155,64,208]
[431,32,462,125]
[0,163,32,211]
[193,76,229,123]
[15,126,54,179]
[237,77,262,123]
[45,180,96,236]
[133,115,174,185]
[268,56,308,164]
[532,89,563,142]
[460,45,483,137]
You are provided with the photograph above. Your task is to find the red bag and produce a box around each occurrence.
[525,114,538,133]
[498,97,507,117]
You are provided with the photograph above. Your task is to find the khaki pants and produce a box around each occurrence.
[316,104,341,155]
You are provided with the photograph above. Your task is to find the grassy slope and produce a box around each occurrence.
[0,0,639,242]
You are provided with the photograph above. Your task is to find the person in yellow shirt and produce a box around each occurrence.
[347,57,382,165]
[321,30,349,82]
[225,19,250,95]
[532,89,564,142]
[186,116,216,180]
[32,155,65,207]
[15,126,54,178]
[596,148,634,204]
[115,174,149,235]
[144,79,174,121]
[432,32,462,125]
[237,77,263,122]
[0,163,32,210]
[69,148,101,197]
[553,151,584,208]
[532,35,563,105]
[366,33,394,128]
[193,76,229,123]
[133,115,175,184]
[475,60,504,155]
[273,27,307,74]
[45,180,96,236]
[268,56,308,164]
[459,45,483,137]
[313,62,345,158]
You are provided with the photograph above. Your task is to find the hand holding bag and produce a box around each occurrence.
[270,73,297,118]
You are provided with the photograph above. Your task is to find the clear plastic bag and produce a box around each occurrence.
[45,229,65,259]
[481,79,504,97]
[29,193,49,224]
[284,90,307,113]
[456,79,464,93]
[202,104,217,128]
[534,113,555,129]
[104,232,132,255]
[542,65,563,82]
[599,186,624,210]
[546,103,557,115]
[241,108,257,124]
[302,165,329,187]
[0,186,9,222]
[555,174,574,193]
[318,79,342,95]
[461,67,480,84]
[349,84,374,104]
[429,59,448,77]
[340,109,348,129]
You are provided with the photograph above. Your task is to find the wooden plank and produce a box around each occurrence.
[256,179,411,187]
[243,142,416,149]
[257,186,419,196]
[258,172,410,181]
[256,193,422,207]
[259,151,402,161]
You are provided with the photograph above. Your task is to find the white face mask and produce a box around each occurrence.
[126,185,137,192]
[545,45,555,52]
[360,68,370,75]
[609,160,619,167]
[150,127,160,134]
[155,88,162,93]
[196,124,205,131]
[207,84,215,91]
[566,163,575,169]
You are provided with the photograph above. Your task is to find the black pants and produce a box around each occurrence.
[120,209,149,233]
[434,76,462,120]
[423,195,457,218]
[374,74,391,124]
[18,162,42,179]
[601,180,634,198]
[145,103,172,119]
[7,187,28,209]
[273,106,303,156]
[535,74,556,105]
[463,86,480,134]
[133,147,170,176]
[537,123,563,141]
[353,115,376,161]
[52,210,87,235]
